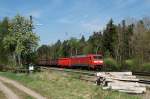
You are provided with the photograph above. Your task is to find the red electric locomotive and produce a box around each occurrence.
[58,54,103,69]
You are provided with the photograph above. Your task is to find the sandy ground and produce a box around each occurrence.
[0,76,46,99]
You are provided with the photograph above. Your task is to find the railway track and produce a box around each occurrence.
[138,80,150,84]
[40,66,96,76]
[132,72,150,85]
[133,72,150,76]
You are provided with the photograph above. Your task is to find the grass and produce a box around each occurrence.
[0,71,142,99]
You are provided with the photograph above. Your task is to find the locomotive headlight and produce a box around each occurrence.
[99,60,103,63]
[94,60,103,63]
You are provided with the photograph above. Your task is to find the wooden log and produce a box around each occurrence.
[118,89,146,94]
[96,72,132,77]
[108,81,141,87]
[97,76,139,82]
[106,81,146,93]
[105,78,139,82]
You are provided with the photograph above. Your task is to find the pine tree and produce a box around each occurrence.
[102,19,117,57]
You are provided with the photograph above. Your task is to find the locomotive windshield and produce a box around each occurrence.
[93,55,102,59]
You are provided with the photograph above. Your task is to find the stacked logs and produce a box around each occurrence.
[96,72,146,94]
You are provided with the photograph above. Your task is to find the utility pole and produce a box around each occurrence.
[96,46,99,55]
[29,15,33,31]
[96,45,101,55]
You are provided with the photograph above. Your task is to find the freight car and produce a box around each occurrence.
[38,59,57,66]
[38,54,104,70]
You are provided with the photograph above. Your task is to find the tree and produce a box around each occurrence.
[3,15,39,66]
[61,40,70,57]
[78,35,86,54]
[114,20,134,65]
[37,45,50,60]
[102,19,117,57]
[68,37,79,56]
[131,20,150,63]
[88,31,103,54]
[0,17,10,64]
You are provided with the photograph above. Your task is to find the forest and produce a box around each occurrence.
[0,15,150,72]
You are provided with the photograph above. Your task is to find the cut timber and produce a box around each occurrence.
[96,72,133,76]
[96,72,146,94]
[119,89,146,94]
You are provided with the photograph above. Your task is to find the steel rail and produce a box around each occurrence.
[39,66,95,76]
[133,72,150,76]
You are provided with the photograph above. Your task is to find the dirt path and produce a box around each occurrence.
[0,76,46,99]
[0,80,19,99]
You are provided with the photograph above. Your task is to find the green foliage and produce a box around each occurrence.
[68,37,79,56]
[0,17,10,64]
[141,63,150,72]
[82,43,92,54]
[124,59,138,71]
[0,15,39,67]
[102,19,117,57]
[103,58,119,71]
[88,32,103,54]
[7,15,39,54]
[104,50,111,58]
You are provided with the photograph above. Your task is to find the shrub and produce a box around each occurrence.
[124,59,138,71]
[141,63,150,72]
[103,58,119,71]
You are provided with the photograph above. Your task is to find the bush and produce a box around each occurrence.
[124,59,138,71]
[103,58,119,71]
[141,63,150,72]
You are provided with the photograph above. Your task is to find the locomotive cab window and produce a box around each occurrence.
[93,56,102,59]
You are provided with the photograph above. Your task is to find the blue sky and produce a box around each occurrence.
[0,0,150,44]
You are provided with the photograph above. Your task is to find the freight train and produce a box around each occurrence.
[38,54,104,70]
